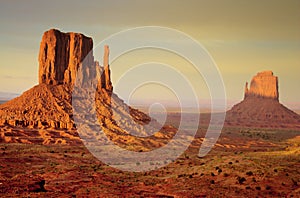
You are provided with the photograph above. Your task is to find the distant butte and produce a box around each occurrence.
[226,71,300,129]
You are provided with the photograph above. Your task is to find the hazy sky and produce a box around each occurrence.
[0,0,299,108]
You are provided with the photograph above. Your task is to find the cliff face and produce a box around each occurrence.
[38,29,113,92]
[244,71,279,101]
[38,29,95,86]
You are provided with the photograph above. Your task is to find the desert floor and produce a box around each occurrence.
[0,113,300,197]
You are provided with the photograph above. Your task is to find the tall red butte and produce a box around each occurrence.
[0,29,174,147]
[226,71,300,128]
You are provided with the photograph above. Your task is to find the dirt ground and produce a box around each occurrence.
[0,123,300,197]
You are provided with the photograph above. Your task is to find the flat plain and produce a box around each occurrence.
[0,112,299,197]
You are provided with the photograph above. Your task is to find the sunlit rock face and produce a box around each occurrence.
[244,71,279,101]
[38,29,95,86]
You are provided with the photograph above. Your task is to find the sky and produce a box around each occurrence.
[0,0,299,109]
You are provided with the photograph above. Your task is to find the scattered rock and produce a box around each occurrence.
[2,174,46,193]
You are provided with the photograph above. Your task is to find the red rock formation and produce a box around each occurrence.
[0,29,122,132]
[226,71,300,129]
[0,29,173,147]
[103,45,113,92]
[39,29,94,85]
[244,71,279,101]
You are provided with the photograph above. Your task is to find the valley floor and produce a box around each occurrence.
[0,127,300,197]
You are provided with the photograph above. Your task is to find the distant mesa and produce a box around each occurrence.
[0,29,171,146]
[0,92,19,101]
[226,71,300,129]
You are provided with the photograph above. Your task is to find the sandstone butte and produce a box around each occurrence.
[244,71,279,100]
[0,29,175,147]
[226,71,300,129]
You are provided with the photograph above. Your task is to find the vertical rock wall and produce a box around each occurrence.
[38,29,94,86]
[244,71,279,101]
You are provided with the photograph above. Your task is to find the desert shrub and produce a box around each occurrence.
[237,176,246,184]
[266,185,271,190]
[211,172,215,176]
[292,179,298,186]
[246,171,253,176]
[223,173,229,177]
[210,180,215,184]
[255,186,261,190]
[178,174,186,178]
